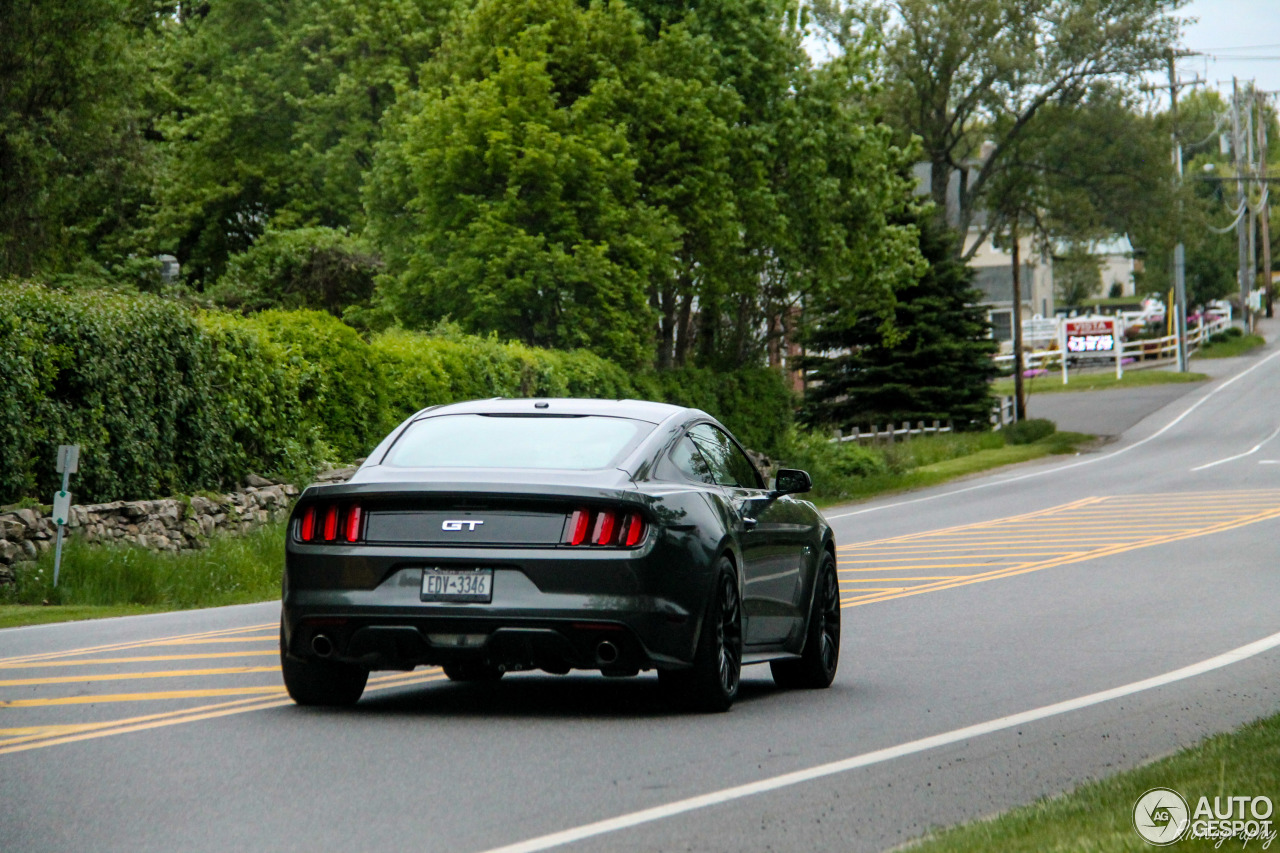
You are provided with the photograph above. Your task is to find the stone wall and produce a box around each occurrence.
[0,479,301,586]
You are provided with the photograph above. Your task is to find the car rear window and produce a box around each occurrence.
[384,414,655,470]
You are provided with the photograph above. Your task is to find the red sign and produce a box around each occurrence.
[1064,319,1114,336]
[1065,318,1117,354]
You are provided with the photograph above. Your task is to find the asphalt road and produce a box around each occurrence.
[5,343,1280,852]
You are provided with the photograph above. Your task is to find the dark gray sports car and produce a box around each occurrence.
[280,397,839,712]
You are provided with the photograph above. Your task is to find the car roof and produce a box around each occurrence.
[412,397,691,425]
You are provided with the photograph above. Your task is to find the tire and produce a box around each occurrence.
[442,662,504,682]
[660,559,742,712]
[771,550,840,689]
[280,629,368,707]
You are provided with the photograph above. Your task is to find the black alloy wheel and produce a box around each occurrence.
[280,627,369,706]
[771,551,840,689]
[661,559,742,712]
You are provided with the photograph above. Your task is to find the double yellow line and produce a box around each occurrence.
[0,622,446,755]
[836,491,1280,607]
[0,669,447,755]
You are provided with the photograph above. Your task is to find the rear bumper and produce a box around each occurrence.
[282,539,714,672]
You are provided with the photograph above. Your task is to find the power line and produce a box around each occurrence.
[1192,44,1280,52]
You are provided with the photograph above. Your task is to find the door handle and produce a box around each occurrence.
[740,516,758,531]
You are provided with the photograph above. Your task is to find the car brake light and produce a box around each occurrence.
[591,510,616,546]
[299,502,364,544]
[565,509,590,546]
[622,513,644,547]
[345,505,362,542]
[564,508,645,548]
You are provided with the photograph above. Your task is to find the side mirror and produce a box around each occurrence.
[772,468,812,495]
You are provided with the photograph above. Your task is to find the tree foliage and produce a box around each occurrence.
[369,0,922,369]
[367,0,671,368]
[206,227,381,317]
[802,212,998,430]
[813,0,1185,259]
[151,0,458,283]
[0,0,158,278]
[1054,244,1104,307]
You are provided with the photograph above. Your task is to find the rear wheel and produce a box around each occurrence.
[280,629,368,706]
[771,550,840,689]
[442,662,504,682]
[660,559,742,712]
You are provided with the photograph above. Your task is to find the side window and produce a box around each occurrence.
[689,424,762,489]
[670,436,717,485]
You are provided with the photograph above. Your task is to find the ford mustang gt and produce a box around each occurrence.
[280,397,839,712]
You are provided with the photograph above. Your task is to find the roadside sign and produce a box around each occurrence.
[1064,319,1116,355]
[52,490,72,526]
[53,444,79,587]
[1060,316,1122,384]
[56,444,79,474]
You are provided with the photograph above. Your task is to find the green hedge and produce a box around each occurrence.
[0,284,795,504]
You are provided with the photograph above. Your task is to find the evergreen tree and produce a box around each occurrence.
[802,214,999,430]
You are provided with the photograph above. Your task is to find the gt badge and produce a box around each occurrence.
[442,519,484,531]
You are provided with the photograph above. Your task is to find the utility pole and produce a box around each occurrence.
[1259,90,1273,317]
[1164,51,1198,371]
[1233,78,1252,330]
[1248,89,1258,323]
[1011,220,1025,422]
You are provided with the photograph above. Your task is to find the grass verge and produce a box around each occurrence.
[0,603,170,630]
[993,370,1207,396]
[783,427,1094,508]
[905,711,1280,852]
[0,522,285,628]
[1194,333,1265,359]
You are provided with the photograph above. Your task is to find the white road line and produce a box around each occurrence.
[825,348,1280,520]
[1191,424,1280,471]
[475,629,1280,853]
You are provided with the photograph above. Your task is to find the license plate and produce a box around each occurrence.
[420,568,493,603]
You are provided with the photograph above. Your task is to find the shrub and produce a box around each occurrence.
[1003,418,1056,445]
[771,431,891,501]
[0,281,210,503]
[206,227,380,317]
[636,367,795,456]
[0,282,796,502]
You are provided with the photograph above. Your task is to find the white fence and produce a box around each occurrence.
[825,312,1232,445]
[993,313,1232,372]
[832,420,953,444]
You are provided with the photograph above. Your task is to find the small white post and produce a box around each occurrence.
[1061,321,1069,385]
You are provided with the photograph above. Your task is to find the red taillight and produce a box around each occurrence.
[345,505,362,543]
[565,509,590,546]
[622,513,644,547]
[591,510,616,546]
[564,508,645,548]
[299,502,363,544]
